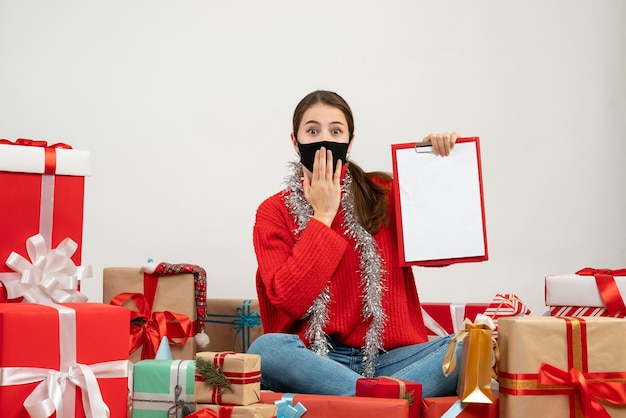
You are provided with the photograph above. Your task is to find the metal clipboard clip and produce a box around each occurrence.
[414,141,434,154]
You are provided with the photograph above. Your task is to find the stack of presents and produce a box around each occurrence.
[2,138,626,417]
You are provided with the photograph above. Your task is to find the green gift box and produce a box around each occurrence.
[132,359,196,418]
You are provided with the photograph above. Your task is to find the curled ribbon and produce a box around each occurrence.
[4,234,91,303]
[576,268,626,316]
[275,393,307,418]
[538,362,626,418]
[110,292,193,359]
[442,314,495,377]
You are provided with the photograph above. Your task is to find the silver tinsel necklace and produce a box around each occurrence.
[283,161,387,377]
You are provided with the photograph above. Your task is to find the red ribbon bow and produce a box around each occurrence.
[539,362,626,418]
[110,291,193,359]
[576,268,626,316]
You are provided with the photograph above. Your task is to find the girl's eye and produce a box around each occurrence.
[331,129,342,135]
[306,129,318,135]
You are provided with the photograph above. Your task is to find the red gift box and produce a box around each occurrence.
[421,394,499,418]
[0,303,131,417]
[421,303,489,340]
[0,139,90,288]
[356,377,421,418]
[259,391,409,418]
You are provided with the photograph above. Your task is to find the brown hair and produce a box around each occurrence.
[293,90,391,234]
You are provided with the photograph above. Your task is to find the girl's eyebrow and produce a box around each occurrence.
[304,119,345,126]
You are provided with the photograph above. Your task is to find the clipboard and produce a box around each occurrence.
[391,137,488,267]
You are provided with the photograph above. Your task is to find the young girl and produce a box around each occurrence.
[248,90,461,397]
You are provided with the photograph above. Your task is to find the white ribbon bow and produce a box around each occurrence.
[4,234,91,303]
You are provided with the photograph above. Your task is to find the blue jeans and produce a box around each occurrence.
[247,333,461,398]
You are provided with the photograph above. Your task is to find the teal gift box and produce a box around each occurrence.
[132,359,196,418]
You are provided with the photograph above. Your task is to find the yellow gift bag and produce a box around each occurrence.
[443,314,495,404]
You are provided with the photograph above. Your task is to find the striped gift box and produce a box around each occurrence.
[549,305,626,318]
[482,293,531,338]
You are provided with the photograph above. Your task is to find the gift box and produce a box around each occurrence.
[194,351,261,406]
[421,302,490,340]
[421,394,499,418]
[194,403,277,418]
[498,316,626,417]
[260,392,409,418]
[0,302,131,417]
[549,305,626,318]
[545,268,626,316]
[132,359,196,418]
[0,139,90,291]
[103,264,202,362]
[356,377,421,418]
[201,299,263,353]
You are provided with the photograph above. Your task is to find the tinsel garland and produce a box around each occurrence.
[283,161,387,377]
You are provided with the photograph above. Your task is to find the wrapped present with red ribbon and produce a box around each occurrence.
[356,377,421,418]
[421,394,499,418]
[104,262,207,362]
[0,302,132,417]
[194,351,261,406]
[259,392,409,418]
[498,316,626,418]
[0,138,90,293]
[421,303,490,341]
[194,403,277,418]
[545,268,626,317]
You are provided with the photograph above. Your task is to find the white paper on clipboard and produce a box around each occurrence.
[392,137,487,266]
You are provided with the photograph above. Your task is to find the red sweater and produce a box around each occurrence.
[253,174,428,350]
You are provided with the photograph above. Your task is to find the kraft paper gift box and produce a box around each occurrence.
[132,359,196,418]
[0,138,90,295]
[355,377,421,418]
[194,403,277,418]
[498,316,626,418]
[260,392,409,418]
[103,265,199,362]
[194,351,261,406]
[200,299,263,353]
[545,267,626,317]
[421,394,499,418]
[0,303,132,417]
[421,302,490,341]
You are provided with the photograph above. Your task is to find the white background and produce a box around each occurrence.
[1,1,625,316]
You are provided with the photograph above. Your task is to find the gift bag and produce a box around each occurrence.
[443,314,495,404]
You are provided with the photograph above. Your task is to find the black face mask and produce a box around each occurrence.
[297,140,349,173]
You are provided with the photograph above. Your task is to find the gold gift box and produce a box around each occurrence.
[194,351,261,406]
[103,266,196,362]
[195,403,276,418]
[498,316,626,418]
[200,299,263,353]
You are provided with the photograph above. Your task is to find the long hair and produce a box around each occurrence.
[292,90,391,234]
